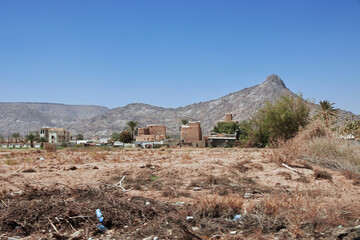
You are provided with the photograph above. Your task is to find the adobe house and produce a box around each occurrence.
[38,127,72,143]
[181,121,202,142]
[203,113,239,147]
[204,133,237,147]
[221,113,238,124]
[136,124,166,142]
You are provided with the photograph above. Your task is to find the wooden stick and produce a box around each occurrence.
[115,176,133,192]
[65,219,76,231]
[1,200,8,208]
[48,217,59,233]
[282,163,302,175]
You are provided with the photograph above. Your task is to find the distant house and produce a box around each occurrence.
[34,127,72,143]
[219,113,238,124]
[136,124,166,142]
[181,121,202,142]
[204,133,237,147]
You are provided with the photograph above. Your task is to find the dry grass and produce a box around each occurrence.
[269,120,360,178]
[44,143,56,152]
[304,137,360,174]
[246,191,355,237]
[1,147,360,239]
[277,171,292,180]
[195,195,243,219]
[314,169,333,181]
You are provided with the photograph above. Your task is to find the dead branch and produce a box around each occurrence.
[1,200,8,208]
[48,217,59,233]
[65,219,76,231]
[282,163,303,175]
[114,176,133,192]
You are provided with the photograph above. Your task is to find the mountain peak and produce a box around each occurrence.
[262,74,286,88]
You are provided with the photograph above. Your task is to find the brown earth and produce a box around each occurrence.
[1,147,360,239]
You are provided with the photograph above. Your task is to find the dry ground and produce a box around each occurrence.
[1,147,360,239]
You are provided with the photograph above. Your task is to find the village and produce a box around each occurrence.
[0,113,245,150]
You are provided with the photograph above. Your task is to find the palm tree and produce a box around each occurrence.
[38,137,47,148]
[315,100,338,127]
[126,120,138,140]
[11,133,21,143]
[25,133,38,148]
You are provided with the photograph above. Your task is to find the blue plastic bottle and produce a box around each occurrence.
[96,209,104,222]
[97,223,108,233]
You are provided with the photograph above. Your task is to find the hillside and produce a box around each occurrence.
[0,103,109,137]
[0,74,358,137]
[69,74,293,137]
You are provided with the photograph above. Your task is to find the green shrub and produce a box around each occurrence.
[61,142,68,148]
[249,94,310,147]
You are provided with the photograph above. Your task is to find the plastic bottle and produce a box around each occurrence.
[96,209,104,222]
[97,223,108,233]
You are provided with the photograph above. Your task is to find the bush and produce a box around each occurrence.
[61,142,68,148]
[212,120,252,141]
[119,130,133,143]
[249,94,310,147]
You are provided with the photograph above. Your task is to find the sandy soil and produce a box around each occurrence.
[1,147,360,239]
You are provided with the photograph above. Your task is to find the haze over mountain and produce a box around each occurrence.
[0,75,357,138]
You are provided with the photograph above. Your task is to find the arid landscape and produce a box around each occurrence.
[1,124,360,239]
[2,1,360,239]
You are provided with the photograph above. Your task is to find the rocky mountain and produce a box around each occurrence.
[0,75,358,138]
[0,103,109,137]
[68,74,295,137]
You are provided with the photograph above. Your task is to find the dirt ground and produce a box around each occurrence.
[1,147,360,239]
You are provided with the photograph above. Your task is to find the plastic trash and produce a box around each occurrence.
[174,201,185,206]
[233,214,242,221]
[145,201,151,206]
[96,209,104,222]
[97,223,108,233]
[186,216,194,221]
[244,193,253,198]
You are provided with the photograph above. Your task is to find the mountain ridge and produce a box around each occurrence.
[0,74,358,137]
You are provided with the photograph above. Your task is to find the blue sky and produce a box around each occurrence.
[1,0,359,113]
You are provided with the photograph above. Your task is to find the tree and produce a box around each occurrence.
[11,133,21,143]
[179,119,189,130]
[180,119,189,125]
[249,94,310,147]
[314,100,338,127]
[212,122,239,135]
[111,132,120,142]
[126,120,138,140]
[38,137,47,148]
[76,134,84,140]
[343,115,360,137]
[119,130,133,143]
[25,133,38,148]
[0,134,4,142]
